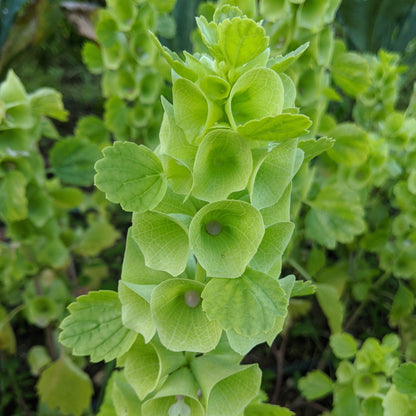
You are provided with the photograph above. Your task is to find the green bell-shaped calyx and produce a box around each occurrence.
[150,278,222,352]
[189,200,264,278]
[202,268,288,337]
[192,129,253,202]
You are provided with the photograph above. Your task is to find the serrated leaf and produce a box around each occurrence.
[202,268,288,337]
[298,137,335,161]
[330,333,357,359]
[132,211,190,276]
[298,370,334,400]
[218,17,268,68]
[291,280,316,297]
[59,290,137,362]
[37,356,93,416]
[305,185,366,249]
[192,129,252,202]
[151,279,222,352]
[94,141,167,212]
[327,123,369,166]
[50,137,101,186]
[237,113,311,143]
[393,363,416,395]
[189,200,264,278]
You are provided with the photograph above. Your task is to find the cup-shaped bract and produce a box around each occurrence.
[226,67,284,128]
[107,0,137,32]
[192,129,253,202]
[150,278,222,352]
[190,355,261,416]
[132,211,190,277]
[189,200,264,278]
[123,336,185,401]
[141,367,204,416]
[139,70,162,105]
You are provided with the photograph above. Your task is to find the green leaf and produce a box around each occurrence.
[0,70,27,105]
[151,279,222,352]
[74,220,120,257]
[390,284,414,325]
[50,137,101,186]
[353,373,380,398]
[27,346,51,376]
[298,137,335,161]
[249,139,299,210]
[75,115,110,145]
[333,385,360,416]
[327,123,369,166]
[189,200,264,278]
[393,363,416,395]
[316,283,344,333]
[191,355,261,416]
[192,129,252,202]
[260,183,292,226]
[96,14,118,48]
[94,141,167,212]
[291,280,316,297]
[269,42,309,73]
[298,370,334,400]
[36,236,69,268]
[0,305,16,354]
[237,113,311,143]
[305,185,366,249]
[361,397,383,416]
[245,403,294,415]
[332,52,371,97]
[49,187,83,209]
[132,211,190,276]
[29,88,68,121]
[202,268,288,337]
[218,17,268,68]
[124,335,185,400]
[296,0,329,29]
[82,42,104,74]
[226,68,284,128]
[27,184,53,227]
[37,356,93,416]
[104,96,129,139]
[0,170,28,222]
[330,333,357,359]
[59,290,137,362]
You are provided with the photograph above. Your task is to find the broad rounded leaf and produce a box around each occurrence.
[393,363,416,395]
[298,370,334,400]
[192,129,252,202]
[226,68,284,128]
[59,290,137,362]
[94,141,167,212]
[330,333,357,359]
[50,137,101,186]
[189,200,264,278]
[132,211,190,276]
[218,17,268,68]
[37,356,93,416]
[151,279,222,352]
[202,268,288,337]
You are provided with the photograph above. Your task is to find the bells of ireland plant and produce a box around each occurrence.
[59,4,313,415]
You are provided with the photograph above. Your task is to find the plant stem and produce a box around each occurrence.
[287,258,313,281]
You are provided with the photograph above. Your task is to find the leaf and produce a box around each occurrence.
[330,333,357,359]
[0,305,16,354]
[151,279,222,352]
[298,137,335,161]
[59,290,137,362]
[298,370,334,400]
[37,356,93,416]
[0,70,27,105]
[390,284,415,325]
[226,68,284,128]
[74,220,120,257]
[75,115,110,145]
[192,129,252,202]
[50,137,101,186]
[291,280,316,297]
[305,184,366,249]
[333,385,360,416]
[245,403,294,415]
[189,200,264,278]
[0,170,28,222]
[218,17,268,68]
[94,141,167,212]
[82,42,104,74]
[132,211,190,276]
[327,123,369,166]
[237,113,311,143]
[393,363,416,395]
[316,283,344,334]
[202,268,288,337]
[296,0,329,29]
[269,42,310,72]
[332,52,371,97]
[29,88,68,121]
[104,96,130,139]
